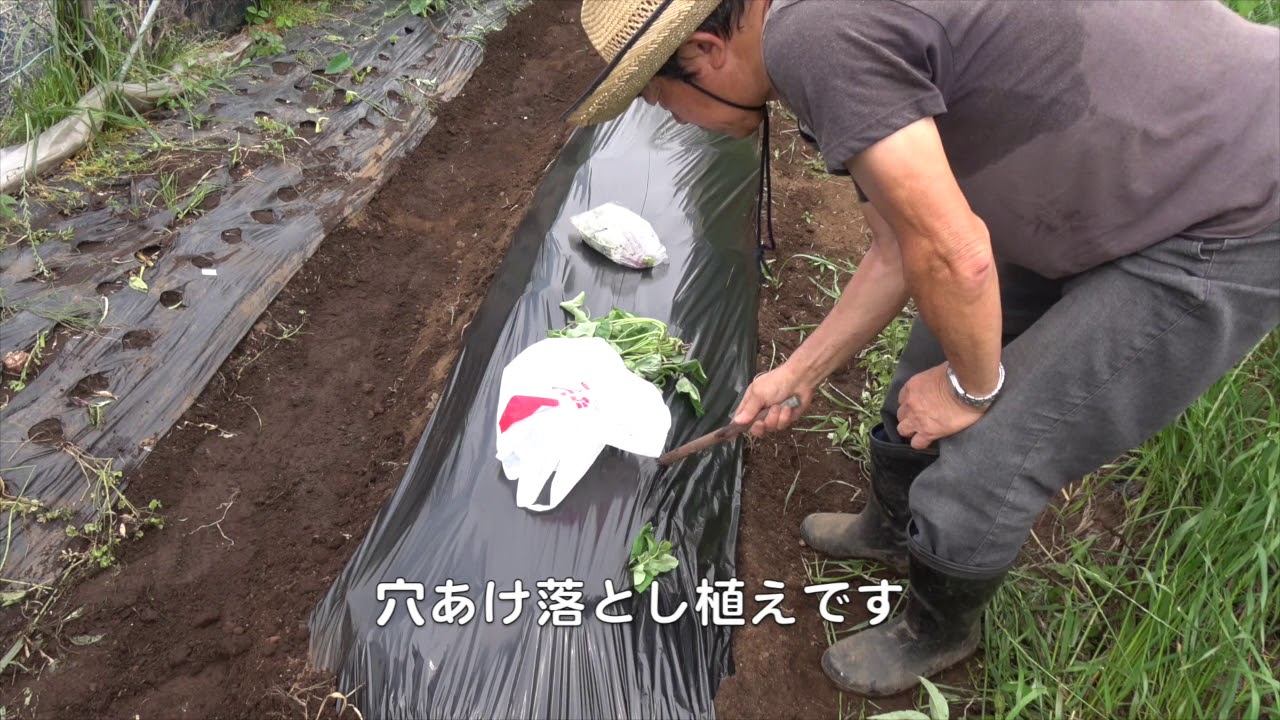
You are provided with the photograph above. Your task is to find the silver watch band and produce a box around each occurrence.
[946,362,1005,409]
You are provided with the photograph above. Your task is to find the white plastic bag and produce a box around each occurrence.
[494,337,672,512]
[569,202,669,269]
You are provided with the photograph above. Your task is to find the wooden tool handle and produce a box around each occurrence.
[656,396,800,466]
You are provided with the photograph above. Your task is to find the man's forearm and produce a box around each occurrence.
[903,225,1003,396]
[787,237,910,387]
[846,117,1004,398]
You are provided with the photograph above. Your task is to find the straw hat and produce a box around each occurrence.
[566,0,723,125]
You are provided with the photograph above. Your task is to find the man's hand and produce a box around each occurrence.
[896,362,986,449]
[732,363,816,438]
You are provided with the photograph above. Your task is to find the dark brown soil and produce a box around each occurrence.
[1,4,962,719]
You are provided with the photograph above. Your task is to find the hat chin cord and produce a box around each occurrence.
[680,78,775,280]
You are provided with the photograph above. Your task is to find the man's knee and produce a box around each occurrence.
[906,450,1051,572]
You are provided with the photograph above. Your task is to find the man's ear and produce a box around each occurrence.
[677,31,729,72]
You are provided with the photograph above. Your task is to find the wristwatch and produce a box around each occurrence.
[946,362,1005,410]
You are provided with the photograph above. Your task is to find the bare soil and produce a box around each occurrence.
[0,4,963,718]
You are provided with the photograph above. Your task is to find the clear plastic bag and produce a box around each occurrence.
[570,202,669,269]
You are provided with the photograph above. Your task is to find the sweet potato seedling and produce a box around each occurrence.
[550,292,708,415]
[628,523,679,593]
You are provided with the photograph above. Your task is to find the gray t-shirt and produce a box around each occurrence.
[763,0,1280,277]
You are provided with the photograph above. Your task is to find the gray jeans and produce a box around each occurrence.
[880,223,1280,576]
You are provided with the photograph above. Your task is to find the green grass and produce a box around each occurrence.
[1225,0,1280,24]
[789,243,1278,719]
[976,331,1279,719]
[1,2,225,147]
[786,253,915,467]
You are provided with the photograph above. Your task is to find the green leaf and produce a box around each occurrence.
[634,573,654,594]
[325,52,353,75]
[1234,0,1261,18]
[0,591,26,607]
[648,555,679,572]
[128,275,148,293]
[920,676,949,720]
[0,638,23,674]
[676,376,705,416]
[628,522,679,593]
[631,354,662,378]
[630,523,653,558]
[70,633,105,646]
[867,713,931,720]
[548,293,708,416]
[1002,685,1048,720]
[681,359,709,386]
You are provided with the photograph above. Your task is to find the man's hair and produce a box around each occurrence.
[654,0,748,81]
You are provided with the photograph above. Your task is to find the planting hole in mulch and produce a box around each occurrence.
[27,418,65,445]
[121,329,155,350]
[67,372,110,404]
[96,279,125,296]
[158,290,184,308]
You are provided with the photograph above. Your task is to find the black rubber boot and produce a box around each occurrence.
[820,545,1007,697]
[800,425,938,574]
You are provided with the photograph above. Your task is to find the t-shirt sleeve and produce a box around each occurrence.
[764,1,949,174]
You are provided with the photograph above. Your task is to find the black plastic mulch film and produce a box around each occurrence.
[309,100,762,718]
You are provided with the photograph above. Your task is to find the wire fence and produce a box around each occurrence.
[0,1,54,117]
